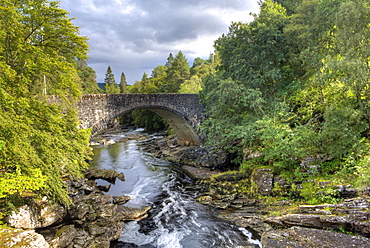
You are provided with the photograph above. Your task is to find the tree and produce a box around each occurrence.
[190,56,217,80]
[163,51,190,93]
[165,53,175,67]
[0,0,91,208]
[104,66,120,94]
[178,75,203,93]
[285,0,370,158]
[119,72,128,93]
[201,0,293,161]
[77,59,101,94]
[215,0,291,98]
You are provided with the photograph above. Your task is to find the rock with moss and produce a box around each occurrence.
[113,195,131,205]
[261,226,370,248]
[1,229,49,248]
[251,168,273,196]
[49,225,76,248]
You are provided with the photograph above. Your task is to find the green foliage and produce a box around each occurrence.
[131,109,168,131]
[200,0,370,206]
[300,181,341,204]
[77,59,101,94]
[200,76,264,157]
[178,75,203,93]
[0,0,91,212]
[163,51,190,93]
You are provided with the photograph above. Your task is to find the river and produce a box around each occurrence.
[89,128,262,248]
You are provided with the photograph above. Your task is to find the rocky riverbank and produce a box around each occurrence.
[149,135,370,248]
[2,168,151,247]
[3,130,370,247]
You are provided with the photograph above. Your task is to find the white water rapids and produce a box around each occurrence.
[89,129,262,248]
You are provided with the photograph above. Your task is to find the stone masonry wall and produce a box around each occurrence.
[77,94,205,145]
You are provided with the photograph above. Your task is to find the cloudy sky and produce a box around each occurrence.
[60,0,260,84]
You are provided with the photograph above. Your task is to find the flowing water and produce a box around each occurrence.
[90,129,261,248]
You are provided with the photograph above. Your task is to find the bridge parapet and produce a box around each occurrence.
[77,94,205,145]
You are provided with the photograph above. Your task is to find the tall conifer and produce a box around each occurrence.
[120,72,128,93]
[104,66,120,94]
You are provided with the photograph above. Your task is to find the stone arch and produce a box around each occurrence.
[78,94,204,146]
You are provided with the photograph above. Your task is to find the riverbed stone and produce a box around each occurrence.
[84,168,119,183]
[261,226,370,248]
[113,195,132,205]
[196,195,213,205]
[117,172,126,181]
[117,205,151,221]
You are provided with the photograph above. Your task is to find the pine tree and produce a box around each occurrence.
[164,51,190,93]
[119,72,128,93]
[165,53,175,67]
[104,66,120,94]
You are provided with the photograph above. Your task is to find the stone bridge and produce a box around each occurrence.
[77,94,205,145]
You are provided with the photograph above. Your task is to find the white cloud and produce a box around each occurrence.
[60,0,260,84]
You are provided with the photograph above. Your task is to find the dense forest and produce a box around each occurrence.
[0,0,94,217]
[128,0,370,203]
[0,0,369,222]
[200,0,370,201]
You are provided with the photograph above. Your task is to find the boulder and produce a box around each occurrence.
[117,172,126,181]
[113,195,131,205]
[117,205,151,221]
[49,225,76,248]
[84,168,120,183]
[182,165,219,180]
[97,184,111,192]
[68,193,116,223]
[6,199,66,229]
[251,168,273,196]
[65,177,96,196]
[179,146,229,170]
[2,229,49,248]
[49,192,128,247]
[261,226,370,248]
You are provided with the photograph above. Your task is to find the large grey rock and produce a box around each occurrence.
[49,225,77,248]
[117,205,151,221]
[265,198,370,237]
[2,229,49,248]
[251,168,273,196]
[7,199,66,229]
[179,146,229,170]
[84,168,120,183]
[261,226,370,248]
